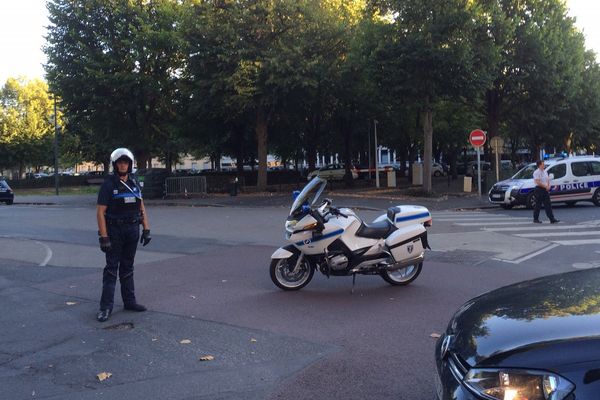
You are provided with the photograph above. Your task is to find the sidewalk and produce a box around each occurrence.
[11,176,495,211]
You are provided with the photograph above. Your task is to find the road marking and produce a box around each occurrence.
[516,231,600,238]
[35,241,52,266]
[455,221,532,226]
[436,217,528,222]
[552,239,600,246]
[493,244,560,264]
[432,213,490,217]
[484,225,597,232]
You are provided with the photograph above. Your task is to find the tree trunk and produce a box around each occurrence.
[256,108,269,190]
[235,125,245,176]
[422,101,433,193]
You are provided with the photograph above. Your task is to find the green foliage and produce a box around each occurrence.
[0,78,58,173]
[34,0,600,186]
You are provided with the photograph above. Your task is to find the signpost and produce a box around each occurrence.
[490,136,504,182]
[469,129,486,197]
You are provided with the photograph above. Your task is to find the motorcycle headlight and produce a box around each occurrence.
[285,220,297,233]
[464,368,574,400]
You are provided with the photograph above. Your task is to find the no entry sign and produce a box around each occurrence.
[469,129,486,147]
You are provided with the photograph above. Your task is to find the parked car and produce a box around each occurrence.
[413,162,446,177]
[467,161,491,176]
[307,164,358,180]
[0,179,14,205]
[435,268,600,400]
[489,155,600,209]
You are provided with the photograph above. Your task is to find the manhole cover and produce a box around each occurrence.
[103,322,134,331]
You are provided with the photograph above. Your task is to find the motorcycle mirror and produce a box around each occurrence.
[292,190,301,200]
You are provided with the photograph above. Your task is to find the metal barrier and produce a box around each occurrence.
[164,176,207,198]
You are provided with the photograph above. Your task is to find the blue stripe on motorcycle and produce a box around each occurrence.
[395,212,430,223]
[295,229,344,247]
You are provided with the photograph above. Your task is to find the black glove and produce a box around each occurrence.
[99,237,111,253]
[140,229,152,246]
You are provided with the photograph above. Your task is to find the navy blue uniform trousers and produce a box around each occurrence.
[100,222,139,311]
[533,187,556,221]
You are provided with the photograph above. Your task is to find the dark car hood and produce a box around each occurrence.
[449,268,600,368]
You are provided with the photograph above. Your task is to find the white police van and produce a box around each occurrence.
[488,156,600,209]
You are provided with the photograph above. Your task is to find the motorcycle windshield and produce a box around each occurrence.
[290,177,327,215]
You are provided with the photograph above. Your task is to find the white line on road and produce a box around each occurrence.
[435,217,528,222]
[484,225,597,232]
[516,231,600,238]
[492,244,560,264]
[35,241,52,266]
[552,239,600,246]
[456,221,533,226]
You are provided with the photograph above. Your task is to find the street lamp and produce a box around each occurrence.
[374,119,379,189]
[52,95,60,196]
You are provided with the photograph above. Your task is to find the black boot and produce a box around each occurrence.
[97,309,111,322]
[124,303,147,312]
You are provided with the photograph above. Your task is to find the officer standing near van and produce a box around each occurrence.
[533,160,560,224]
[96,148,152,322]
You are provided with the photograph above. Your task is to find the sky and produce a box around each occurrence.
[0,0,599,84]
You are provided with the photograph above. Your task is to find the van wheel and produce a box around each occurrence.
[434,171,442,177]
[593,189,600,206]
[6,200,13,205]
[526,192,536,209]
[501,204,513,210]
[565,201,577,207]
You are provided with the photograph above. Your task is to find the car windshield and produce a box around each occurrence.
[290,177,327,215]
[512,164,537,179]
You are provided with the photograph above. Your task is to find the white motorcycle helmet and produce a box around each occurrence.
[110,148,135,173]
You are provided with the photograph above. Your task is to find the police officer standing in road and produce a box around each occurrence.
[96,148,152,322]
[533,160,560,224]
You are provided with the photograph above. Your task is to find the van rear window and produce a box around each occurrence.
[571,162,589,177]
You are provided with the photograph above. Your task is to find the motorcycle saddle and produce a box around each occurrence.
[356,220,395,239]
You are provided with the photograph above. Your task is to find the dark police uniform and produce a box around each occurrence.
[97,174,143,312]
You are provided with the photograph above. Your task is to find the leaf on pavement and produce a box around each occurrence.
[430,333,441,339]
[65,301,77,306]
[199,355,214,361]
[250,338,257,343]
[96,372,112,381]
[189,295,196,299]
[179,339,192,344]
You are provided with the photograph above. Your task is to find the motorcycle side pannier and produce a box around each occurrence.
[387,205,431,229]
[385,225,426,262]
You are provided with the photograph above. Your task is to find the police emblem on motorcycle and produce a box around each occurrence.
[407,244,414,254]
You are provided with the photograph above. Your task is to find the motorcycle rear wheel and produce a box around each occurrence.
[270,257,314,291]
[380,262,422,286]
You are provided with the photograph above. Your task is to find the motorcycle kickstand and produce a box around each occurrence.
[351,273,356,295]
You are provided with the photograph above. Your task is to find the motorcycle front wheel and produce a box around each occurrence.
[270,256,314,291]
[380,262,422,286]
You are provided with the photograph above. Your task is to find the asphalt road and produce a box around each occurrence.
[1,198,599,399]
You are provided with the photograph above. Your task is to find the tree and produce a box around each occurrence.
[373,0,495,192]
[45,0,185,168]
[0,78,58,176]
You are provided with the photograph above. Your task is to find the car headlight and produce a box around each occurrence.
[464,368,574,400]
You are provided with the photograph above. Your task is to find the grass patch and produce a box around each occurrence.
[16,186,100,196]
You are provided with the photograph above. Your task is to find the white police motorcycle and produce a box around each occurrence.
[270,177,432,291]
